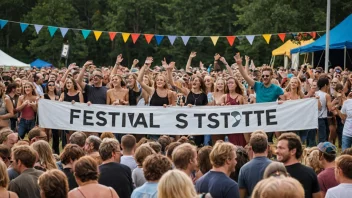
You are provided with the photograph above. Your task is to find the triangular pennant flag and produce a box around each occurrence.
[168,36,177,45]
[181,36,190,45]
[196,36,204,42]
[73,29,81,36]
[226,36,236,46]
[210,36,219,46]
[109,32,117,41]
[60,28,69,37]
[144,34,154,44]
[246,35,255,45]
[81,29,91,39]
[93,31,102,41]
[155,35,164,45]
[48,26,58,37]
[20,23,29,33]
[310,32,316,39]
[278,33,286,42]
[122,33,130,43]
[34,25,43,34]
[0,20,8,29]
[131,33,140,44]
[262,34,272,44]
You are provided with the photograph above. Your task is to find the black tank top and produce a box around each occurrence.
[129,88,141,106]
[64,92,80,102]
[44,93,58,100]
[150,90,169,106]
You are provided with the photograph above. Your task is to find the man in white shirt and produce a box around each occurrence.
[33,73,44,97]
[120,135,137,171]
[326,155,352,198]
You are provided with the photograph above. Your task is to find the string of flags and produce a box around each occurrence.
[0,19,324,46]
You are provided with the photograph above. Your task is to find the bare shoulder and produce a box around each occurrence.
[9,191,19,198]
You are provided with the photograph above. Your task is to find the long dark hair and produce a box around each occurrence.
[192,76,206,93]
[64,77,78,93]
[45,81,57,95]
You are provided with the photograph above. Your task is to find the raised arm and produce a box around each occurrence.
[77,61,92,90]
[167,62,189,96]
[245,56,250,74]
[219,57,234,77]
[137,57,154,96]
[186,52,196,72]
[235,53,255,87]
[111,54,123,76]
[131,59,139,69]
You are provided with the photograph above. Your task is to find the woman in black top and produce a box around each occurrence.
[167,62,208,146]
[59,77,83,148]
[127,74,141,106]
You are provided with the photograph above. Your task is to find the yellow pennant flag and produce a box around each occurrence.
[122,33,130,43]
[93,31,102,41]
[210,36,219,46]
[262,34,272,44]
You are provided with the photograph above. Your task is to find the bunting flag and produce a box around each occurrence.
[48,26,58,37]
[34,24,43,34]
[155,35,164,45]
[144,34,154,44]
[197,36,204,43]
[181,36,190,45]
[122,33,130,43]
[226,36,236,46]
[81,29,91,39]
[262,34,272,44]
[0,20,8,29]
[310,32,316,39]
[246,35,255,45]
[94,31,102,41]
[109,32,117,41]
[278,33,286,42]
[210,36,219,46]
[60,27,69,37]
[20,23,29,32]
[168,36,177,45]
[131,33,140,44]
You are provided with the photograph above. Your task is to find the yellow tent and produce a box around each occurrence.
[272,39,314,58]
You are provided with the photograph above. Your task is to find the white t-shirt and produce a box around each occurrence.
[326,183,352,198]
[341,99,352,137]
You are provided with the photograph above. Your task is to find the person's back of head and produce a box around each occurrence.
[335,155,352,182]
[263,162,289,179]
[121,135,136,154]
[157,169,197,198]
[0,160,9,189]
[60,144,85,165]
[149,141,162,154]
[317,76,329,90]
[342,148,352,155]
[249,131,268,154]
[73,156,98,183]
[69,131,87,147]
[12,145,37,170]
[198,146,212,175]
[143,154,171,182]
[166,142,181,160]
[158,136,171,153]
[31,140,57,170]
[172,143,197,171]
[38,169,69,198]
[86,135,102,152]
[317,142,337,165]
[28,127,46,143]
[100,132,115,140]
[135,144,155,167]
[252,177,304,198]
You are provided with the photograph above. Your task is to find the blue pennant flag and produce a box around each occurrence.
[20,23,29,32]
[181,36,190,45]
[81,29,91,39]
[34,25,43,34]
[60,27,69,37]
[168,36,177,45]
[155,35,164,45]
[0,20,8,29]
[48,26,58,37]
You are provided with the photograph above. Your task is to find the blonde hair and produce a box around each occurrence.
[0,160,9,188]
[252,177,304,198]
[210,142,236,168]
[23,82,37,96]
[214,77,226,93]
[285,77,303,96]
[305,149,323,174]
[157,169,197,198]
[31,140,58,170]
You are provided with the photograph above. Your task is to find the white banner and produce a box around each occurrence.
[38,99,318,135]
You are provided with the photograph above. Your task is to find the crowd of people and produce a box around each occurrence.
[0,52,351,198]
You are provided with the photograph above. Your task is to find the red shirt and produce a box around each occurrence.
[318,167,339,194]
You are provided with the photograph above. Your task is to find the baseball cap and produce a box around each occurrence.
[317,142,337,155]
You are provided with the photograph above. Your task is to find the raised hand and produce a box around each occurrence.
[161,57,168,68]
[245,55,250,62]
[189,52,197,58]
[199,61,204,69]
[169,62,176,69]
[145,57,153,66]
[83,61,93,68]
[234,53,243,66]
[214,53,221,61]
[132,59,139,66]
[68,63,77,70]
[219,57,228,65]
[116,54,123,64]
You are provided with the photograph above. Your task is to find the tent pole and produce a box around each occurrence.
[344,46,347,70]
[325,0,331,73]
[312,52,314,67]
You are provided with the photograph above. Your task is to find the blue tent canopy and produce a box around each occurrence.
[30,58,53,68]
[291,14,352,54]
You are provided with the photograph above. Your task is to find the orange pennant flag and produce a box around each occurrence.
[278,33,286,42]
[226,36,236,46]
[144,34,154,44]
[131,33,140,44]
[93,31,102,41]
[109,32,117,41]
[210,36,219,46]
[262,34,272,44]
[310,32,316,39]
[122,33,130,43]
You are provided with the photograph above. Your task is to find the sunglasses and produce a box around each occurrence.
[94,75,103,79]
[23,86,32,89]
[262,75,270,78]
[48,84,55,87]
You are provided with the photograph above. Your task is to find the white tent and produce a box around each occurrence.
[0,49,30,67]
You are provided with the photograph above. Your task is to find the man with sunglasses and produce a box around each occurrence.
[77,60,108,105]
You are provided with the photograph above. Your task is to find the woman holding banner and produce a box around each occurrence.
[106,74,129,106]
